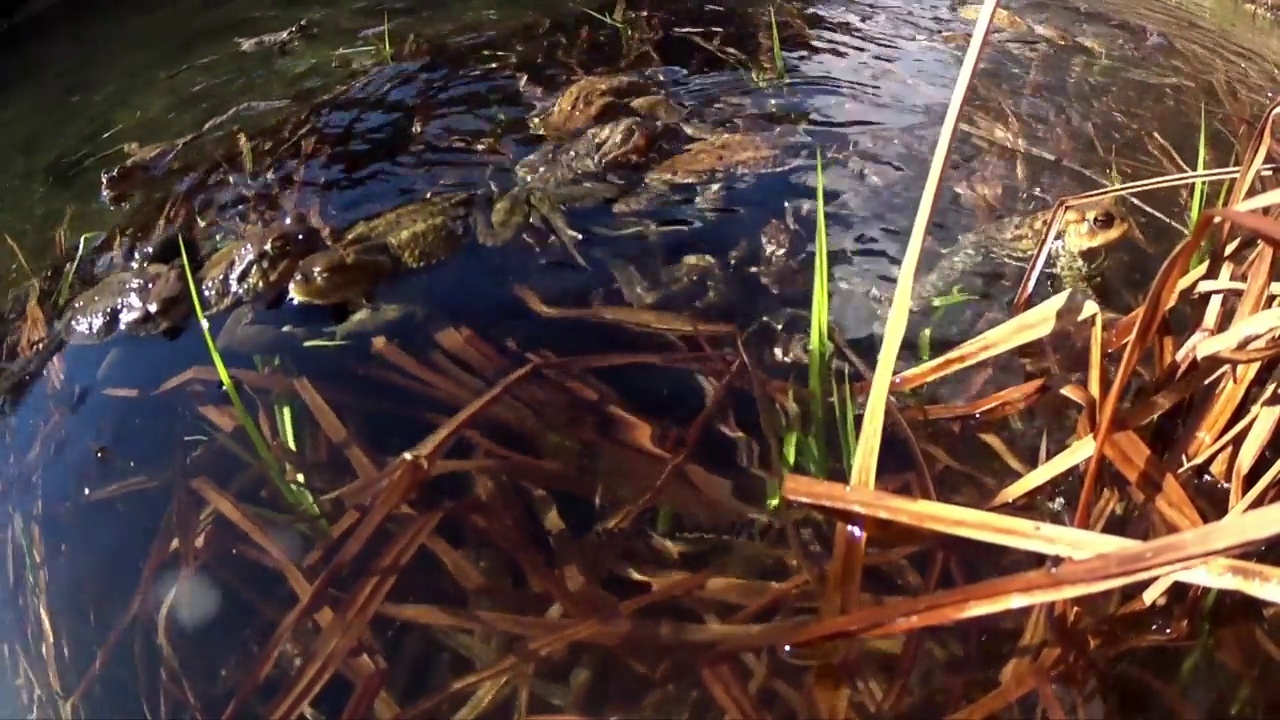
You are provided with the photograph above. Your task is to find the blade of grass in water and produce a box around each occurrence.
[769,7,786,80]
[54,233,95,307]
[177,238,322,526]
[381,11,393,63]
[1191,103,1212,268]
[917,287,978,360]
[836,365,858,470]
[580,5,627,31]
[805,148,832,476]
[849,0,1000,491]
[256,354,309,490]
[781,387,799,473]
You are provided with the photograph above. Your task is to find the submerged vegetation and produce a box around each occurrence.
[3,0,1280,717]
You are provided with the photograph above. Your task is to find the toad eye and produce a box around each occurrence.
[265,235,292,256]
[1091,211,1117,231]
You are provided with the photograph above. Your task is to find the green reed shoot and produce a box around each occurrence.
[54,232,97,308]
[745,7,788,87]
[237,132,254,177]
[1190,103,1213,268]
[770,7,786,80]
[381,11,394,64]
[254,354,309,489]
[833,364,857,471]
[1189,104,1208,223]
[917,326,933,361]
[780,385,799,464]
[176,238,319,522]
[786,147,861,485]
[778,145,869,488]
[928,285,978,310]
[579,6,620,26]
[580,4,632,39]
[798,148,832,476]
[777,143,866,492]
[253,354,323,529]
[809,150,832,377]
[276,394,301,457]
[916,286,978,360]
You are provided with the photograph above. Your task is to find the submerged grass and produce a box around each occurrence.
[579,3,633,40]
[1190,102,1214,268]
[380,11,394,64]
[175,237,321,527]
[799,148,832,476]
[769,6,786,80]
[53,232,94,308]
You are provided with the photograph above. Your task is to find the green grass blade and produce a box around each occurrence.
[177,238,323,526]
[769,7,786,80]
[1190,103,1212,268]
[382,11,393,63]
[805,148,832,476]
[54,233,94,308]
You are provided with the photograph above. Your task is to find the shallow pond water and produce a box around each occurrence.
[0,0,1275,715]
[0,0,569,258]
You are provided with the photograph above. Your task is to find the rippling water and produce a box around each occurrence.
[0,0,1263,299]
[793,0,1269,341]
[0,0,549,255]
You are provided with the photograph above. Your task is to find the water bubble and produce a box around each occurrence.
[151,567,222,631]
